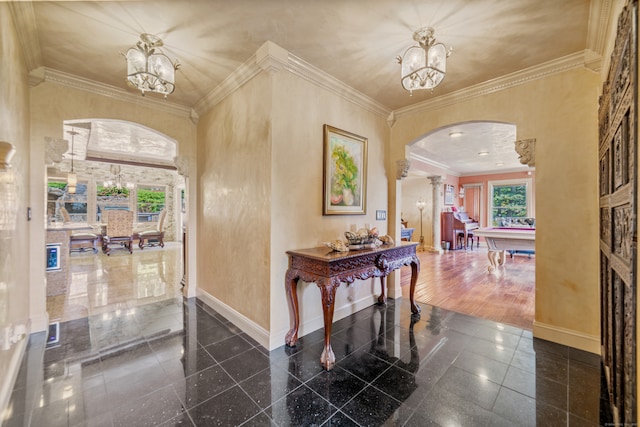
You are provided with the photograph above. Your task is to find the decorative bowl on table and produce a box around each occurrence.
[345,228,382,250]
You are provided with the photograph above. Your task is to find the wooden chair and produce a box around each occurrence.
[60,207,100,254]
[138,209,166,249]
[102,210,134,255]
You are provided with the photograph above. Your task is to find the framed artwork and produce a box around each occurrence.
[323,124,368,215]
[444,184,454,205]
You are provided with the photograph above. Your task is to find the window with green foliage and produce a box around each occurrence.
[489,179,532,226]
[137,185,165,222]
[47,180,88,222]
[96,184,130,222]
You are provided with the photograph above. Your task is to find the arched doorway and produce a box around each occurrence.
[400,120,536,329]
[44,118,187,344]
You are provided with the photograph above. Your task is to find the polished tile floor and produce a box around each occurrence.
[5,297,608,426]
[47,242,183,323]
[4,243,610,426]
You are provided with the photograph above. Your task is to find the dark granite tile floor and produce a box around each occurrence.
[3,297,610,426]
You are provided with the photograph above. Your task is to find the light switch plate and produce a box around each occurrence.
[376,210,386,220]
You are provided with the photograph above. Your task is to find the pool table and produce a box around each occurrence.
[474,227,535,272]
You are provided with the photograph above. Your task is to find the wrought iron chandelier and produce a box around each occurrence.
[397,27,452,94]
[124,34,180,99]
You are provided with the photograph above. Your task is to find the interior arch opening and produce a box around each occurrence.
[400,120,536,330]
[45,118,186,350]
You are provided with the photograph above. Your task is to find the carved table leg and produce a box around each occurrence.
[285,270,300,347]
[498,250,506,266]
[320,284,338,370]
[487,251,499,272]
[377,275,387,305]
[409,259,421,315]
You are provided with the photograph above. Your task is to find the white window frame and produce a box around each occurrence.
[487,178,533,227]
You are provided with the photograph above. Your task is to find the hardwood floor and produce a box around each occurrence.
[401,246,535,330]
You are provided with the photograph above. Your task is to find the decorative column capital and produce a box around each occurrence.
[396,159,411,180]
[44,136,68,166]
[427,175,444,186]
[174,155,190,178]
[515,138,536,167]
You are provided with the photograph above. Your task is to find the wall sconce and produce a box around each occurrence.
[459,187,465,199]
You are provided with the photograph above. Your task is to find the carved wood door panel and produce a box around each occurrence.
[599,1,638,424]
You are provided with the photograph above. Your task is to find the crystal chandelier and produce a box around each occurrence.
[124,34,180,98]
[67,129,78,194]
[397,27,452,94]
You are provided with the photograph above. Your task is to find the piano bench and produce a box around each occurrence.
[457,232,479,250]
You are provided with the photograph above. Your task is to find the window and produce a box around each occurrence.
[489,178,533,226]
[96,184,130,222]
[137,185,165,223]
[47,180,88,222]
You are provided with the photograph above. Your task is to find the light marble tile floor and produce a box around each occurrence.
[46,241,183,323]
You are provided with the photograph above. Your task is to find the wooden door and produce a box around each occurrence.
[599,1,637,423]
[463,186,481,226]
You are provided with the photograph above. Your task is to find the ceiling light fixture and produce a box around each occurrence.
[397,27,452,95]
[103,164,134,191]
[124,34,180,99]
[67,129,78,194]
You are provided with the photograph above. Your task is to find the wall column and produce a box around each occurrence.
[174,155,195,298]
[428,176,444,253]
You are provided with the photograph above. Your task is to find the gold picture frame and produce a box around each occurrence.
[323,124,368,215]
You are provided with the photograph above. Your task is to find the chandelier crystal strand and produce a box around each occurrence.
[124,34,180,99]
[397,27,452,95]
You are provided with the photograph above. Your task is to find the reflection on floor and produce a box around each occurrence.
[47,242,183,323]
[5,296,608,426]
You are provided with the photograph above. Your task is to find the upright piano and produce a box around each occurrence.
[441,211,479,250]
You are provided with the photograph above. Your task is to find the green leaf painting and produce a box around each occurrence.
[330,139,360,206]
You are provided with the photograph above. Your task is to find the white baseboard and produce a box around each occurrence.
[0,338,28,424]
[196,289,270,349]
[269,294,378,351]
[196,290,380,351]
[532,321,601,354]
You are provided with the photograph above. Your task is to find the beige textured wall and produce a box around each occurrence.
[196,73,273,330]
[0,2,32,414]
[269,71,390,347]
[391,67,601,352]
[196,67,390,346]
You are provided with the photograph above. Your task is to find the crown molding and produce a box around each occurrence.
[284,54,391,118]
[193,53,263,115]
[409,152,459,177]
[32,67,197,123]
[194,41,391,119]
[394,51,587,119]
[587,0,613,58]
[8,1,42,72]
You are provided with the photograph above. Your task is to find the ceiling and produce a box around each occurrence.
[15,0,605,174]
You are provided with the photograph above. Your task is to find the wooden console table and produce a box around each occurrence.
[284,242,421,370]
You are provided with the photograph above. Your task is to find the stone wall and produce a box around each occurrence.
[49,159,183,241]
